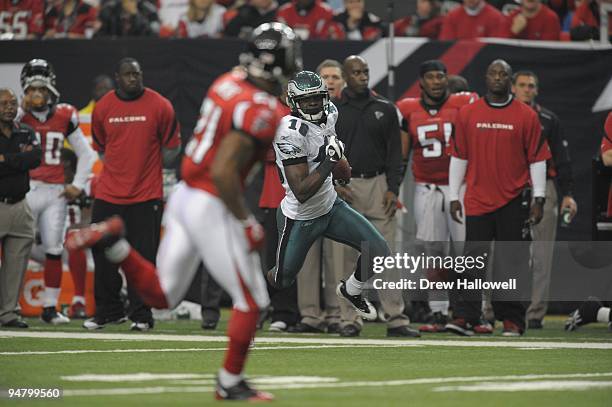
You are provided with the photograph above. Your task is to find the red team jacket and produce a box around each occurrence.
[181,71,287,197]
[44,0,98,37]
[451,97,551,216]
[21,104,80,185]
[0,0,45,38]
[276,0,341,39]
[438,3,505,40]
[500,5,561,41]
[92,88,181,205]
[397,92,478,185]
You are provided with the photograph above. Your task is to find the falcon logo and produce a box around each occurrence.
[276,142,302,156]
[375,111,384,120]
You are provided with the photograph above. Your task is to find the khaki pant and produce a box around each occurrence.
[297,238,342,329]
[343,175,409,329]
[527,179,558,321]
[0,199,34,324]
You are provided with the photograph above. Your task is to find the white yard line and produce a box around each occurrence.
[434,380,612,392]
[1,330,611,349]
[60,372,612,397]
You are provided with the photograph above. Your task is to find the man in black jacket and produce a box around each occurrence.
[224,0,278,38]
[0,88,41,328]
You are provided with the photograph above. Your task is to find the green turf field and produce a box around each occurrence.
[1,316,611,406]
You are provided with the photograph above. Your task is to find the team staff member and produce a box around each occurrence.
[87,58,180,331]
[335,55,419,338]
[511,70,577,329]
[0,88,41,328]
[448,59,551,337]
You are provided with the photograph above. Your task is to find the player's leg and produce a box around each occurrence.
[66,229,87,318]
[38,188,69,324]
[565,297,611,331]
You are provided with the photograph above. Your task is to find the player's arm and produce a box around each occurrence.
[65,127,97,200]
[603,149,612,167]
[0,127,42,172]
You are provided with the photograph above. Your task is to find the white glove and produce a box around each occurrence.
[326,136,344,162]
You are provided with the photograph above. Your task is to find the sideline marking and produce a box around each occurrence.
[434,380,612,392]
[1,330,611,350]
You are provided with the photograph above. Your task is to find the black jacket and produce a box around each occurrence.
[0,122,41,200]
[224,4,277,38]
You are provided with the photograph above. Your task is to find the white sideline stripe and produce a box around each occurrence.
[434,380,612,392]
[0,344,404,356]
[2,330,612,350]
[63,373,213,382]
[60,373,612,397]
[359,38,428,87]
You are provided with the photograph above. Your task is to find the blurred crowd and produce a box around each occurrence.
[0,0,610,42]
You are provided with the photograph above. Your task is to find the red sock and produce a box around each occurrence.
[223,275,259,375]
[119,249,168,309]
[68,248,87,297]
[44,256,63,288]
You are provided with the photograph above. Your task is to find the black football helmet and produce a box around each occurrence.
[240,23,302,90]
[20,59,60,103]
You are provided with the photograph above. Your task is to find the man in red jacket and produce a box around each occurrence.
[439,0,505,40]
[276,0,341,39]
[501,0,561,40]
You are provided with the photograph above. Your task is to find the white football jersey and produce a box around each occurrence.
[274,103,339,220]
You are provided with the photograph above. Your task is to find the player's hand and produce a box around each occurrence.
[242,215,265,252]
[450,200,463,224]
[529,200,544,225]
[325,136,344,162]
[335,184,354,204]
[60,184,83,201]
[382,191,397,217]
[560,196,578,221]
[511,13,528,34]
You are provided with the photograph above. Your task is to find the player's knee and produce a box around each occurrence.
[45,252,63,260]
[370,237,391,258]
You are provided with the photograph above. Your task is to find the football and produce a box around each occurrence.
[332,157,352,184]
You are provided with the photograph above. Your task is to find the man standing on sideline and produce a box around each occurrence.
[447,59,551,337]
[20,59,97,325]
[512,70,577,329]
[335,55,419,338]
[396,60,477,333]
[86,57,181,331]
[0,88,41,328]
[67,23,301,401]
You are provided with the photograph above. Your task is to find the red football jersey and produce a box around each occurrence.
[21,103,80,185]
[0,0,45,38]
[92,88,181,204]
[276,0,340,39]
[438,3,505,40]
[398,92,477,185]
[181,71,285,196]
[501,5,561,41]
[601,112,612,216]
[44,0,98,37]
[451,97,551,216]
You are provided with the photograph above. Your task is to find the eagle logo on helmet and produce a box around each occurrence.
[287,71,330,124]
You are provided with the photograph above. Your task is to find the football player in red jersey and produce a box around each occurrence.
[19,59,97,325]
[67,23,302,402]
[0,0,45,39]
[396,60,477,333]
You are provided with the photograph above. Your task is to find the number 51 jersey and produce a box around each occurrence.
[181,71,287,196]
[397,92,477,185]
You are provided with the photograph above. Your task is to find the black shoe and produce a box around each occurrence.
[339,324,360,337]
[565,297,603,331]
[336,280,376,321]
[201,319,218,330]
[41,306,70,325]
[288,322,324,333]
[214,378,274,401]
[445,318,475,337]
[327,323,340,334]
[83,315,127,330]
[527,319,543,329]
[2,318,28,328]
[387,325,421,338]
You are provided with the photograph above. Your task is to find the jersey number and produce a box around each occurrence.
[417,123,452,158]
[185,98,222,164]
[0,11,30,38]
[37,131,63,165]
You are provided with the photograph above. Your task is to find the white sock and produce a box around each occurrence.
[72,296,86,305]
[218,368,242,388]
[597,307,611,323]
[105,239,131,263]
[346,274,364,296]
[43,287,61,308]
[429,300,449,315]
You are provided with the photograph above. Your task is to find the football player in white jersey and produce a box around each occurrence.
[268,70,407,326]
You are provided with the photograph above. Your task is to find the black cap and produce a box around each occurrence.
[419,60,447,77]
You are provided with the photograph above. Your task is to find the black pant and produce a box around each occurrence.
[451,194,531,330]
[262,208,298,325]
[91,198,162,322]
[200,264,223,322]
